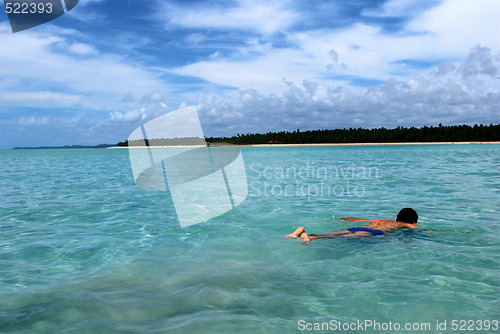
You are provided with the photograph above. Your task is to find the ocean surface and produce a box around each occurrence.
[0,144,499,333]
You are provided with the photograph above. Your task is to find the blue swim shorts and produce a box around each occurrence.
[346,227,384,236]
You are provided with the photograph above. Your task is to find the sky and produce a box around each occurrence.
[0,0,499,149]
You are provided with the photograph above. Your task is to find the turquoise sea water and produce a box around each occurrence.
[0,144,499,333]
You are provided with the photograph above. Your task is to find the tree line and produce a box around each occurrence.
[117,124,499,146]
[205,124,499,145]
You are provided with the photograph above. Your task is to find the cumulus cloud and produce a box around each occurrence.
[435,63,455,77]
[458,46,499,79]
[197,47,500,136]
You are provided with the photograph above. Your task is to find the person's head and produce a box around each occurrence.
[396,208,418,224]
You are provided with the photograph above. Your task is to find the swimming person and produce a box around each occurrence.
[284,208,420,244]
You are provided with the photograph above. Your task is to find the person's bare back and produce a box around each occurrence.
[351,218,419,233]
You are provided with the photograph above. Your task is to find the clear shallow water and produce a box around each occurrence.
[0,145,499,333]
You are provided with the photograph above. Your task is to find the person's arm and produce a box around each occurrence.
[421,228,471,234]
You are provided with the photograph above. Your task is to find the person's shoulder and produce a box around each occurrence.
[372,219,394,223]
[399,222,419,229]
[376,219,397,224]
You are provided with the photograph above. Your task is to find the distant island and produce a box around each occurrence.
[116,123,499,146]
[13,144,114,150]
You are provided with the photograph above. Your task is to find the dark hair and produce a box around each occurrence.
[396,208,418,224]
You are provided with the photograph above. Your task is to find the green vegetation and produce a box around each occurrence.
[117,124,499,146]
[206,124,500,145]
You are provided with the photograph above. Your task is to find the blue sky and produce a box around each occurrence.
[0,0,499,148]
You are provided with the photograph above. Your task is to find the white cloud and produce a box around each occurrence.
[17,114,84,128]
[0,25,169,110]
[157,0,298,35]
[65,0,108,23]
[0,91,81,107]
[168,0,499,95]
[77,0,107,5]
[67,42,97,55]
[197,47,500,136]
[185,33,206,45]
[290,24,391,80]
[328,49,339,63]
[171,34,352,95]
[362,0,440,18]
[140,91,164,103]
[120,94,136,103]
[435,62,455,77]
[210,50,222,58]
[18,116,50,126]
[458,46,499,79]
[406,0,500,54]
[109,108,148,122]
